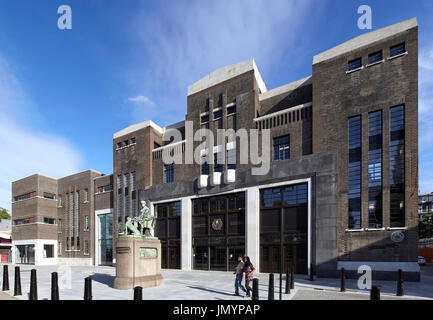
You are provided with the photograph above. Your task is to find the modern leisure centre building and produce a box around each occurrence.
[11,18,420,280]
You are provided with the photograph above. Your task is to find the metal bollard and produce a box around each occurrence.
[252,278,259,300]
[370,286,380,300]
[268,274,274,300]
[51,272,59,300]
[285,267,290,294]
[340,268,346,292]
[2,265,9,291]
[14,266,21,296]
[309,264,313,281]
[290,265,294,290]
[29,269,38,300]
[134,286,143,300]
[84,277,92,300]
[396,269,404,296]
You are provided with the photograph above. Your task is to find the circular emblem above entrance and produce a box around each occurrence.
[212,218,223,231]
[391,231,405,243]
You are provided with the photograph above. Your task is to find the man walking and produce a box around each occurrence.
[233,255,247,296]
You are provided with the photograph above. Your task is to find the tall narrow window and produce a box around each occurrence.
[83,189,89,202]
[164,164,174,183]
[201,156,209,175]
[125,173,129,223]
[368,111,383,228]
[75,191,80,248]
[273,135,290,161]
[117,175,122,233]
[390,105,405,227]
[348,116,362,229]
[70,192,74,249]
[214,152,223,173]
[131,172,136,218]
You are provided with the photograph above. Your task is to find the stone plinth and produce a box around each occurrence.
[114,236,163,290]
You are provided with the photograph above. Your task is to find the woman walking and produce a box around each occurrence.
[243,256,255,297]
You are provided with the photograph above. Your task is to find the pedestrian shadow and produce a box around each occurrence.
[91,273,115,288]
[186,285,234,297]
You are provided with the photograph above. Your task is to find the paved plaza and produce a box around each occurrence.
[0,264,432,300]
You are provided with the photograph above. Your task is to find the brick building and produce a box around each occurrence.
[11,18,419,280]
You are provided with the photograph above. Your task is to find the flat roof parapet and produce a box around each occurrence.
[313,17,417,65]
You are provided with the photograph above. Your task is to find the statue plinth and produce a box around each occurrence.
[114,236,164,290]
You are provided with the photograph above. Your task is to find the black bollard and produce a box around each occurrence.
[268,274,274,300]
[252,278,259,300]
[370,286,380,300]
[340,268,346,292]
[133,286,143,300]
[309,264,314,281]
[2,265,9,291]
[396,269,404,296]
[51,272,59,300]
[84,277,92,300]
[14,266,21,296]
[285,267,290,294]
[29,269,38,300]
[290,264,294,290]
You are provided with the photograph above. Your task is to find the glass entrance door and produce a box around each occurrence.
[98,213,113,266]
[209,246,227,271]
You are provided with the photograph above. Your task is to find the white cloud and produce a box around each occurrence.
[0,54,83,213]
[128,95,155,106]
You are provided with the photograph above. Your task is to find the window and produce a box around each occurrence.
[117,175,122,233]
[227,148,236,170]
[58,219,62,233]
[43,217,56,225]
[390,105,405,227]
[117,142,123,149]
[85,215,89,231]
[14,192,36,202]
[43,245,54,258]
[368,51,383,64]
[201,114,209,124]
[201,156,209,175]
[368,111,383,228]
[273,135,290,161]
[214,152,223,173]
[390,43,405,57]
[227,106,236,115]
[348,58,362,71]
[213,109,222,120]
[83,189,89,202]
[132,171,136,217]
[348,116,362,229]
[124,140,129,146]
[164,164,174,183]
[84,240,89,255]
[58,195,62,207]
[14,217,35,226]
[98,185,112,193]
[131,137,136,144]
[43,192,56,200]
[58,241,62,255]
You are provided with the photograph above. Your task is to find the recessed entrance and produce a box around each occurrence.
[192,193,245,271]
[260,183,308,274]
[155,201,181,269]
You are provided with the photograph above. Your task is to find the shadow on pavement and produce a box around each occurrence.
[91,273,115,288]
[186,285,234,297]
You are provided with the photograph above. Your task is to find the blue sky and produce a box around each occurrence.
[0,0,432,212]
